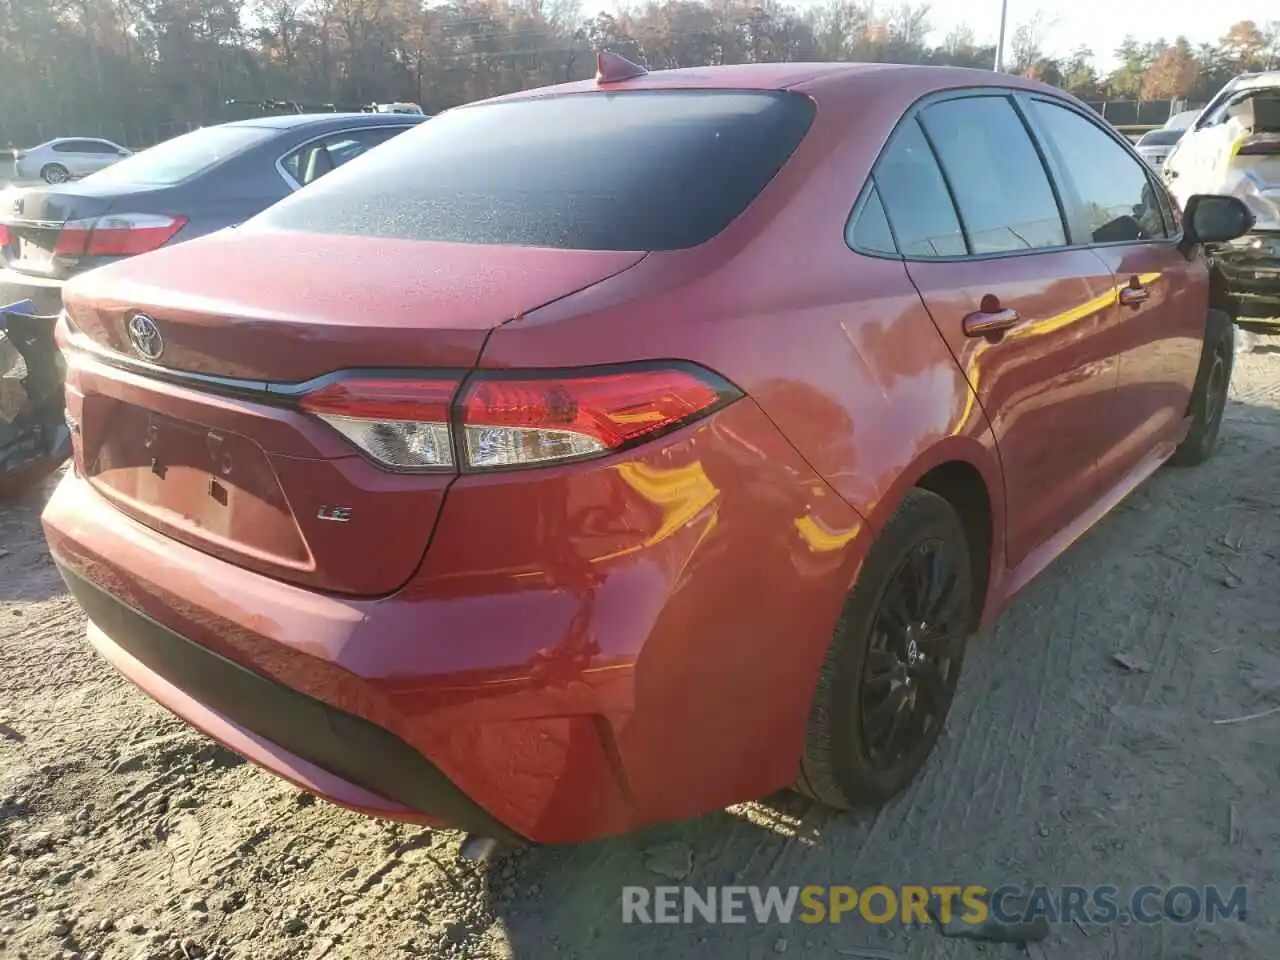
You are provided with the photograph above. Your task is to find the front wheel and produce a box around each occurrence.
[795,488,973,809]
[40,163,70,184]
[1169,310,1233,467]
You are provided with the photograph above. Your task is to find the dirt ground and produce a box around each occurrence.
[3,339,1280,960]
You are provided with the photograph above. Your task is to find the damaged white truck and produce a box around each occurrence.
[1164,71,1280,330]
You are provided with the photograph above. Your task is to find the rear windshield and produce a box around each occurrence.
[1137,128,1183,147]
[254,90,816,251]
[85,125,276,186]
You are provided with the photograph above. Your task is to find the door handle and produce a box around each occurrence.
[1119,284,1150,307]
[962,307,1021,338]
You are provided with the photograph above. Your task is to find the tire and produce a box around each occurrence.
[1169,309,1234,467]
[40,163,70,184]
[796,488,973,810]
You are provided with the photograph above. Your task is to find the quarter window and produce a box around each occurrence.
[873,119,966,258]
[1029,100,1168,243]
[847,185,899,256]
[919,96,1066,254]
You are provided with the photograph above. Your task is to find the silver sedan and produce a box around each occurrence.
[14,138,132,184]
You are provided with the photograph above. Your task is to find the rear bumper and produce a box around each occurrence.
[61,563,522,841]
[43,399,869,843]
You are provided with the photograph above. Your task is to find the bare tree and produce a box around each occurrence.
[0,0,1262,148]
[1008,9,1056,74]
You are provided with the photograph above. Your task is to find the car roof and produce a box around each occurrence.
[1226,71,1280,93]
[224,113,426,131]
[40,136,118,145]
[467,61,1069,109]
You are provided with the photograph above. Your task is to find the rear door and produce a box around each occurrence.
[1023,95,1205,484]
[80,140,127,173]
[873,92,1121,570]
[51,140,104,178]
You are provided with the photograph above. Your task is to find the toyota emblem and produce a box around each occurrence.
[127,314,164,360]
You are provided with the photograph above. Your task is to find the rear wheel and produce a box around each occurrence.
[41,163,70,184]
[796,489,972,809]
[1169,311,1233,467]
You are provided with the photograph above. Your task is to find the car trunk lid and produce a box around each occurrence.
[63,227,646,379]
[60,227,646,596]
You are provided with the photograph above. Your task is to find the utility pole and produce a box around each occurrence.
[994,0,1009,72]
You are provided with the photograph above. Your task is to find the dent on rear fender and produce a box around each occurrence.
[394,399,874,837]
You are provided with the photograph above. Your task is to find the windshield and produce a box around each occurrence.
[84,125,276,186]
[254,90,816,251]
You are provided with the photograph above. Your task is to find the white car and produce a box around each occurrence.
[1163,71,1280,228]
[14,137,132,184]
[371,102,425,115]
[1134,127,1184,173]
[1163,71,1280,325]
[1163,109,1201,131]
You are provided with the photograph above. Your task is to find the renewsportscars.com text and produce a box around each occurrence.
[621,884,1248,925]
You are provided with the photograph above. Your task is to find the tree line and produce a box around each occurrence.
[1,0,1278,146]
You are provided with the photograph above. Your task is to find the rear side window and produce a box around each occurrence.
[847,186,898,255]
[874,119,966,258]
[280,126,408,188]
[919,96,1066,254]
[255,91,816,251]
[1028,100,1168,243]
[86,125,277,186]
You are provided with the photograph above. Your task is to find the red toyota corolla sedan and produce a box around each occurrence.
[42,57,1252,846]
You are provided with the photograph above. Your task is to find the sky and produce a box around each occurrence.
[587,0,1274,71]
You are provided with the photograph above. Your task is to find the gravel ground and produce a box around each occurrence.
[3,340,1280,960]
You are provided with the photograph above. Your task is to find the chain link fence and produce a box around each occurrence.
[1082,98,1203,129]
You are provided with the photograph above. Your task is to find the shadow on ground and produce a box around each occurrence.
[0,466,66,602]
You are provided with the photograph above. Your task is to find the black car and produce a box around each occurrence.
[0,112,426,314]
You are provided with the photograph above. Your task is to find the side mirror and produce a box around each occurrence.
[1182,194,1255,247]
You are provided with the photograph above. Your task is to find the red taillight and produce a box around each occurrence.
[0,223,10,247]
[296,365,740,472]
[298,376,462,471]
[459,367,734,469]
[53,213,188,257]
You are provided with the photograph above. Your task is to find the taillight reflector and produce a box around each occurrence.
[299,376,461,470]
[296,365,740,472]
[53,213,188,257]
[460,368,733,469]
